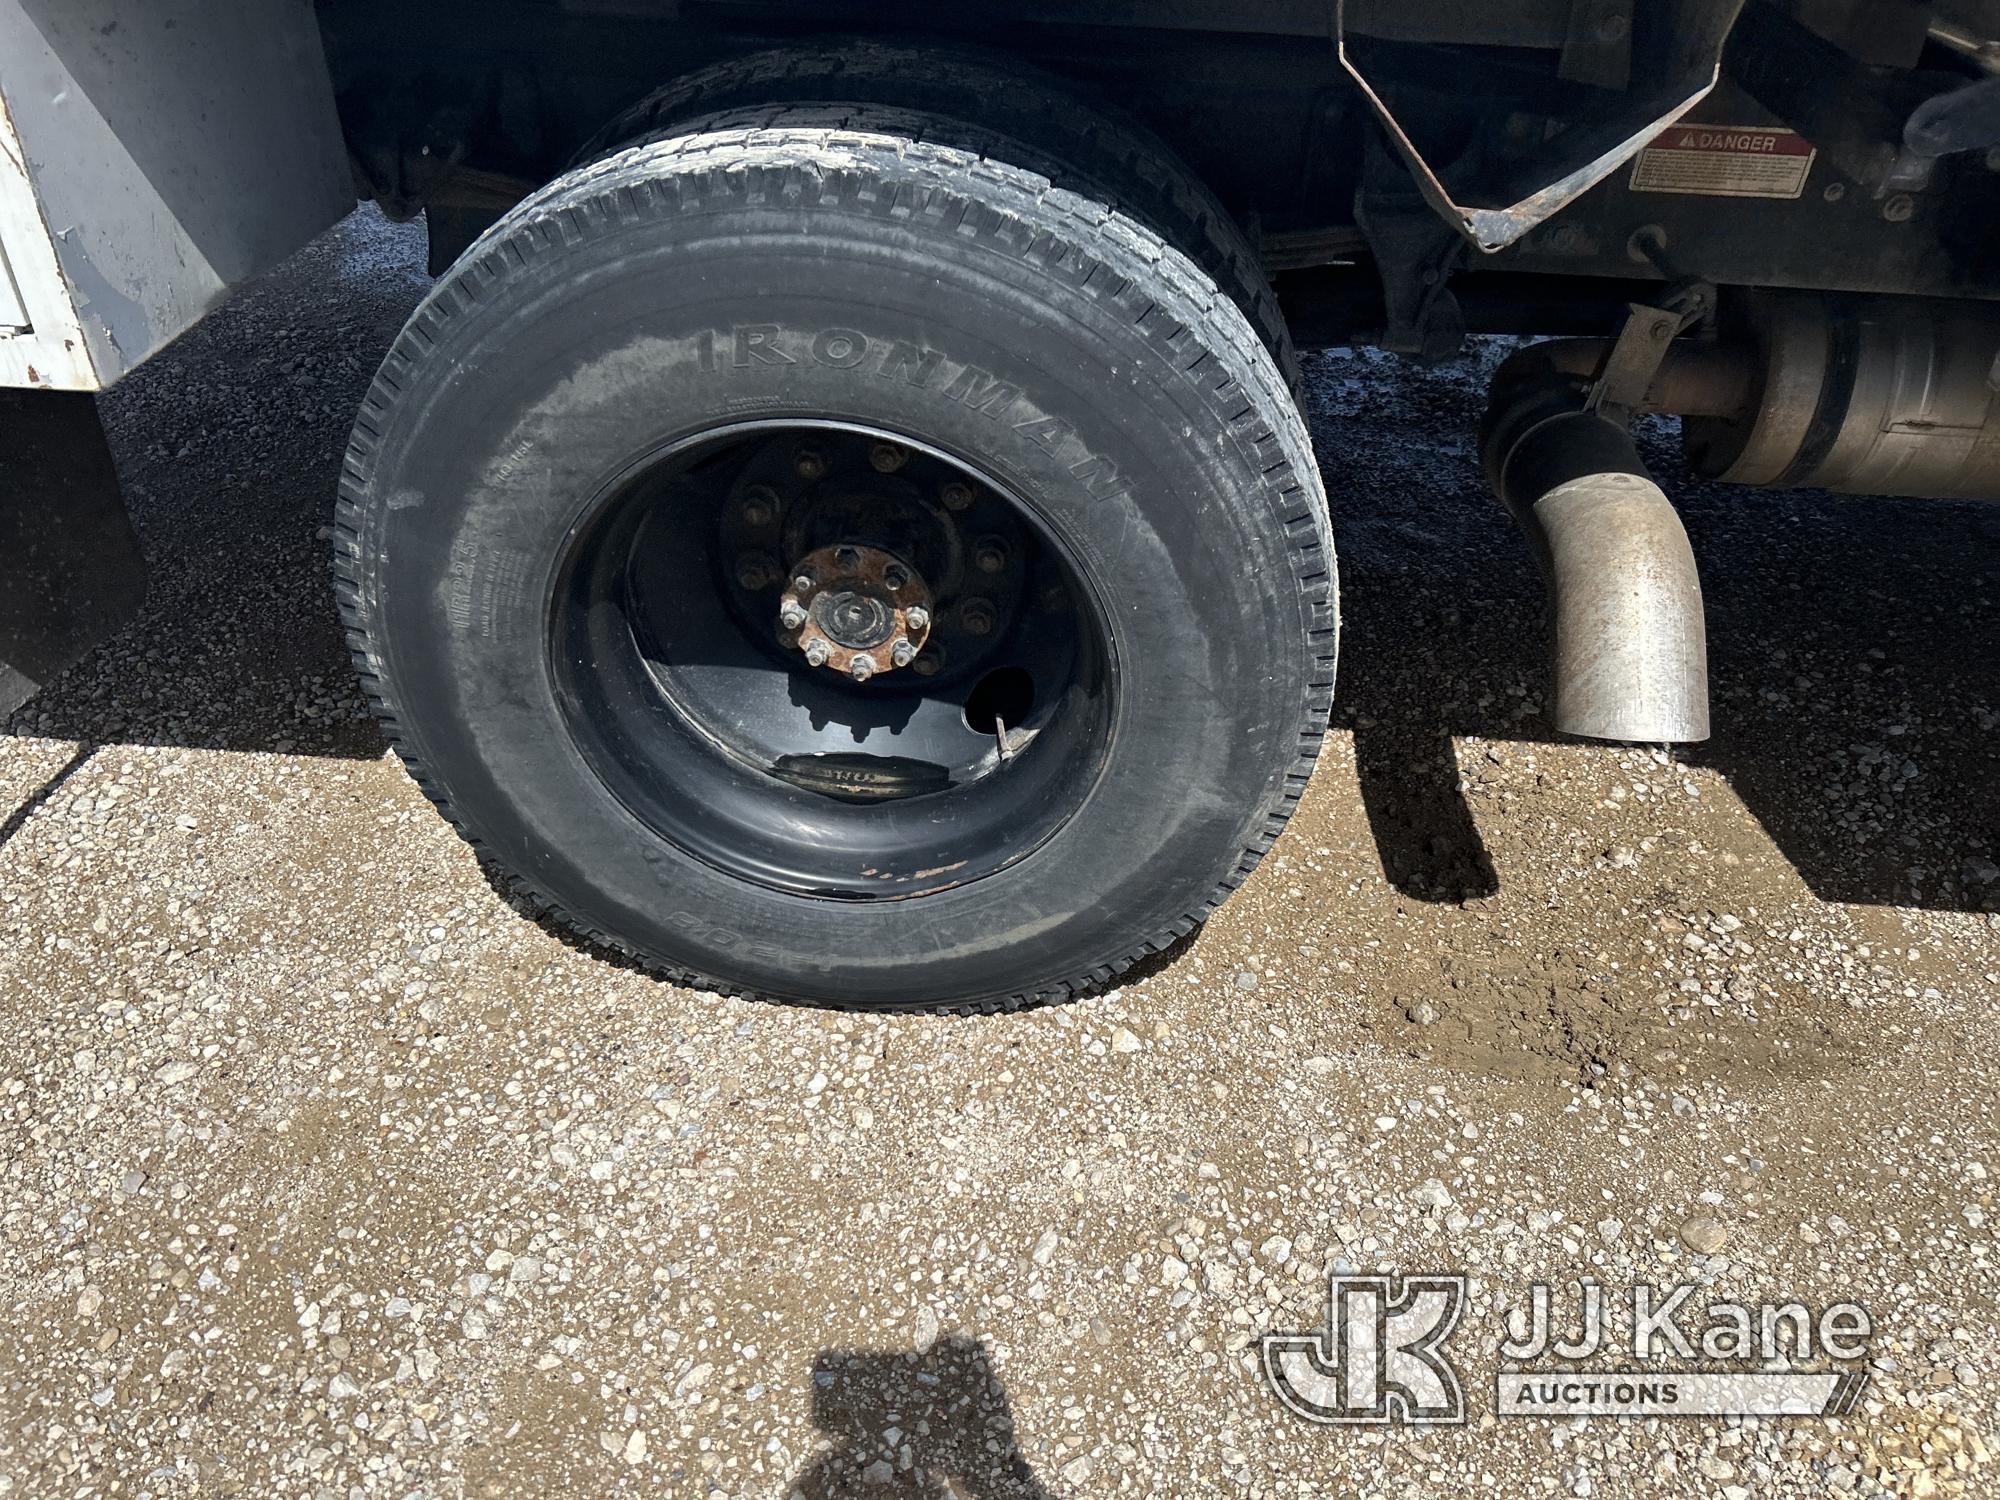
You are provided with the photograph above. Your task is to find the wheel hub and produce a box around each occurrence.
[818,590,891,648]
[779,542,933,682]
[553,418,1108,899]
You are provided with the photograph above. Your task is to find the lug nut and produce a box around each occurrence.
[973,536,1007,574]
[869,442,908,473]
[940,480,973,512]
[890,639,916,668]
[904,605,930,632]
[849,656,876,682]
[778,598,807,630]
[739,486,778,527]
[883,563,910,591]
[834,545,861,570]
[792,572,815,594]
[794,447,827,480]
[803,638,831,667]
[960,599,997,637]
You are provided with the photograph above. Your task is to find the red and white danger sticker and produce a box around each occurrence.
[1629,124,1816,199]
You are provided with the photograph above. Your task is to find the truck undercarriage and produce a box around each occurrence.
[2,0,1995,1005]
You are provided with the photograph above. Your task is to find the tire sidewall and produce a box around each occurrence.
[357,154,1317,1005]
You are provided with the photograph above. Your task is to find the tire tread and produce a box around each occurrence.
[333,124,1335,1013]
[572,42,1300,392]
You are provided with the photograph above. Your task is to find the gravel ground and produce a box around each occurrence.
[2,208,1998,1498]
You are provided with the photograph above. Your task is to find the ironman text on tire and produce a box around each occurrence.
[333,124,1336,1010]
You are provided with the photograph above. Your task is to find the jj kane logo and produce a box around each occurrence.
[1262,1274,1871,1425]
[1261,1274,1468,1425]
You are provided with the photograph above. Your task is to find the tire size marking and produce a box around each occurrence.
[702,324,1133,505]
[445,533,534,641]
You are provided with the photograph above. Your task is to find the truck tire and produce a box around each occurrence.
[576,41,1299,392]
[333,124,1335,1010]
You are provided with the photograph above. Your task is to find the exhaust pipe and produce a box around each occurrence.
[1481,363,1710,743]
[1477,292,1997,743]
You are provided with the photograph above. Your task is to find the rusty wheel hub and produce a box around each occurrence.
[778,543,933,683]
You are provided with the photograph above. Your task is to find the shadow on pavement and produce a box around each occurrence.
[0,211,421,766]
[789,1335,1052,1499]
[0,742,94,857]
[1316,359,2000,915]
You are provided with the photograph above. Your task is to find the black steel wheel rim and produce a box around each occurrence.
[549,419,1117,900]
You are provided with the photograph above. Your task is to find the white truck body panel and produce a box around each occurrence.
[0,0,352,391]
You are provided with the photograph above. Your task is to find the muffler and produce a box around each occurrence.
[1480,362,1710,744]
